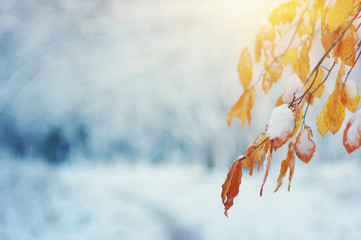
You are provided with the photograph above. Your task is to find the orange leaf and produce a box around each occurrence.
[221,159,243,217]
[274,140,296,192]
[242,134,268,174]
[333,25,357,66]
[260,140,274,196]
[327,0,354,32]
[320,7,340,55]
[343,110,361,153]
[295,126,316,163]
[268,1,297,26]
[227,87,256,127]
[237,48,253,89]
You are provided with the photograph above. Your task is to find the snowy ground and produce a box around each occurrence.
[1,159,361,240]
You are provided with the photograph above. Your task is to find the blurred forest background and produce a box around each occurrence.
[1,0,361,240]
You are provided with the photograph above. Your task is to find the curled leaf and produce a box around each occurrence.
[260,140,274,196]
[275,140,296,192]
[221,159,243,217]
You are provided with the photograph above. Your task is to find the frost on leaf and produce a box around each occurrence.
[221,159,243,217]
[274,140,296,192]
[237,48,253,89]
[266,104,295,149]
[341,80,360,113]
[295,126,316,163]
[227,87,256,127]
[268,1,297,26]
[343,109,361,153]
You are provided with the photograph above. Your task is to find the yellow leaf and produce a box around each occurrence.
[237,48,253,89]
[268,1,297,26]
[227,88,256,127]
[327,0,354,32]
[262,60,283,93]
[297,37,310,82]
[305,68,325,98]
[297,9,315,37]
[316,109,329,137]
[324,92,346,134]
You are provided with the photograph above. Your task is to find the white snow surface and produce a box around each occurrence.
[282,74,304,103]
[296,129,314,155]
[346,109,361,147]
[266,104,295,140]
[345,80,358,99]
[1,159,361,240]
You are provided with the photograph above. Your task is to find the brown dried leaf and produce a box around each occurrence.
[260,140,274,196]
[221,159,243,217]
[274,140,296,192]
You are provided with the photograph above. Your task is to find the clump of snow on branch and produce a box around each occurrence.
[282,74,304,103]
[266,104,295,140]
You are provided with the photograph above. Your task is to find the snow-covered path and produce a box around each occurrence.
[1,160,361,240]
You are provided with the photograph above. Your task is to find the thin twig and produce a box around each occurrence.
[238,137,267,162]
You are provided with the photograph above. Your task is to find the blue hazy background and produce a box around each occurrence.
[1,0,361,239]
